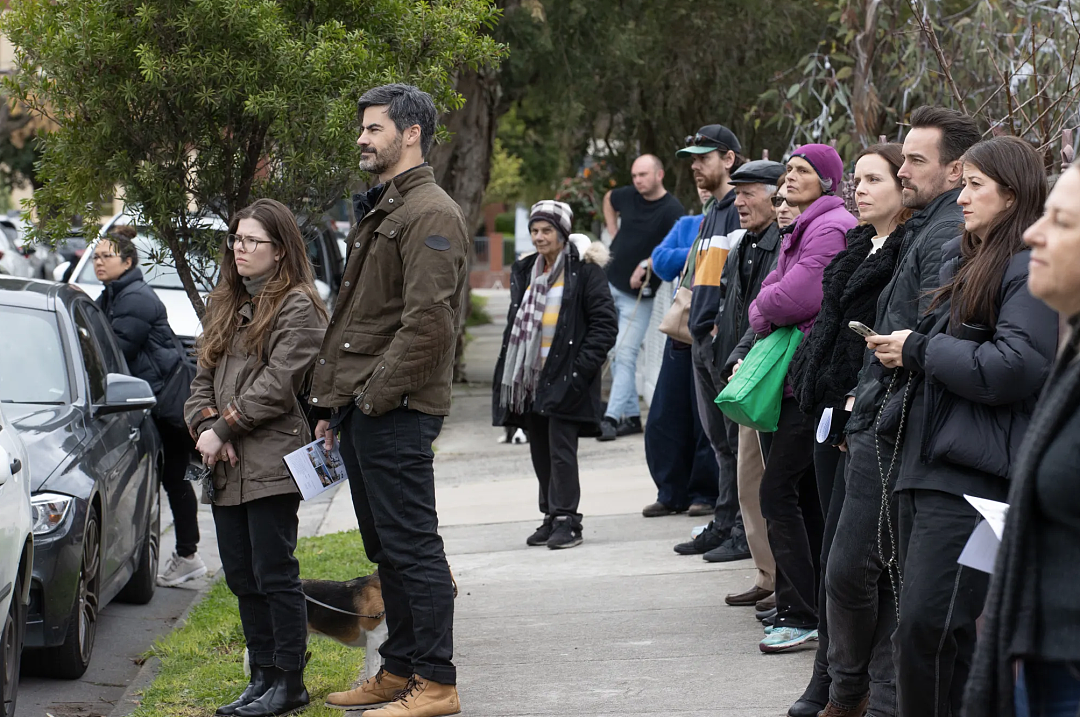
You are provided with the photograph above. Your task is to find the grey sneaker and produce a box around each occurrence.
[158,551,208,587]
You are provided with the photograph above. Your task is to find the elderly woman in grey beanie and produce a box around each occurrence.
[492,200,617,549]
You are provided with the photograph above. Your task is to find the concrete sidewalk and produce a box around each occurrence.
[314,290,814,716]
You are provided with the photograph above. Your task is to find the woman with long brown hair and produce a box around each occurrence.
[786,143,910,717]
[866,136,1058,717]
[185,198,327,717]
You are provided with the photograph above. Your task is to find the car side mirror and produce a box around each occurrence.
[52,262,71,282]
[97,373,157,415]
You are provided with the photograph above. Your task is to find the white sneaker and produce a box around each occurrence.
[158,551,208,587]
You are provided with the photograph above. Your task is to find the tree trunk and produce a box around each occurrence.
[428,66,501,383]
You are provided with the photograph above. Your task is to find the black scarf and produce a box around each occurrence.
[790,222,906,414]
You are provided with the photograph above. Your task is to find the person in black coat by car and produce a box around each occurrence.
[963,161,1080,717]
[94,227,207,586]
[866,136,1058,717]
[492,201,617,550]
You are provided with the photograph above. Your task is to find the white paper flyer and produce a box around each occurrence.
[283,438,348,500]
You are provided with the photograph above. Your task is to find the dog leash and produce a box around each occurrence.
[304,594,385,620]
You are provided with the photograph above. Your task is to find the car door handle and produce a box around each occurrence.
[129,428,140,442]
[10,458,21,474]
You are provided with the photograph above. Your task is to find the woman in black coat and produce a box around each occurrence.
[867,136,1058,717]
[492,200,617,550]
[785,143,909,717]
[94,228,207,586]
[961,163,1080,717]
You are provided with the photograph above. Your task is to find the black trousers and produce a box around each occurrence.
[806,440,846,700]
[340,408,456,685]
[691,338,741,535]
[894,488,989,717]
[527,413,582,524]
[644,340,718,510]
[758,398,824,630]
[213,493,306,671]
[157,420,200,557]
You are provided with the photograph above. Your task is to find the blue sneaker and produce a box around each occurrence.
[759,627,818,653]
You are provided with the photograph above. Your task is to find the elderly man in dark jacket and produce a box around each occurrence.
[819,106,980,717]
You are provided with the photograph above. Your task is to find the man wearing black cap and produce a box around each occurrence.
[669,125,748,560]
[708,160,786,604]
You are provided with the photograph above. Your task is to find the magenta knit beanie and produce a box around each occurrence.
[790,144,845,194]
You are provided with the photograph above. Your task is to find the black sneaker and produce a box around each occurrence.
[673,522,727,555]
[547,516,583,549]
[597,417,618,442]
[703,528,752,563]
[615,416,643,436]
[526,518,553,546]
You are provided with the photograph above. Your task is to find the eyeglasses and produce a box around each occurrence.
[92,252,118,263]
[771,195,790,208]
[684,133,728,150]
[227,234,274,253]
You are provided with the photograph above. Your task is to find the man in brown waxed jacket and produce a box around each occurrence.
[312,84,467,717]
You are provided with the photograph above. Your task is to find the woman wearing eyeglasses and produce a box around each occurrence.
[185,199,328,717]
[94,225,208,587]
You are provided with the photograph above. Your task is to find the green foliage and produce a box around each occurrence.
[130,529,375,717]
[4,0,504,312]
[484,138,524,205]
[466,292,492,326]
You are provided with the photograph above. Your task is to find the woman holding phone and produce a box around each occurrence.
[866,136,1058,717]
[185,199,327,717]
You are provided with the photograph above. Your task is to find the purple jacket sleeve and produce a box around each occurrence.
[749,223,848,332]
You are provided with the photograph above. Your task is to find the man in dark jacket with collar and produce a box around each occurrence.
[705,160,785,602]
[312,84,467,717]
[669,125,747,560]
[820,106,979,717]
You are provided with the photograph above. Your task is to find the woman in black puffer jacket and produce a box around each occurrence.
[94,227,207,587]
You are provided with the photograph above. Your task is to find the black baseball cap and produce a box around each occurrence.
[677,124,742,158]
[730,160,785,186]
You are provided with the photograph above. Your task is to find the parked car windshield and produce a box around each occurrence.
[0,306,69,404]
[76,231,218,291]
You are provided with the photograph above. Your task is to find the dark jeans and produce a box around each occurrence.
[806,440,846,700]
[826,429,898,715]
[894,488,989,717]
[213,493,306,671]
[157,421,200,558]
[1016,661,1080,717]
[340,408,456,685]
[527,413,582,524]
[691,338,741,535]
[759,398,823,630]
[645,340,719,510]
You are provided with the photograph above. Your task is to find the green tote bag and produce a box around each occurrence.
[715,326,804,432]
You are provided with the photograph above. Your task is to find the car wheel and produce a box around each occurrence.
[0,568,25,717]
[36,505,100,679]
[116,494,159,605]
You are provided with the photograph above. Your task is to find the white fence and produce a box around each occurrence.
[636,280,674,407]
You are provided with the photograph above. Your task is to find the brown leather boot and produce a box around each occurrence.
[361,675,461,717]
[818,695,869,717]
[325,668,409,708]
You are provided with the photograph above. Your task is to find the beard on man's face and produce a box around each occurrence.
[359,133,404,175]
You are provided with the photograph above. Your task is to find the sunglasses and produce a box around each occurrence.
[771,195,791,208]
[684,133,729,150]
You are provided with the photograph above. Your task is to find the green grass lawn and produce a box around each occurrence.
[130,530,376,717]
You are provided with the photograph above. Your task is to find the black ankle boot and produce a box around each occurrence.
[217,665,280,716]
[234,668,309,717]
[788,659,830,717]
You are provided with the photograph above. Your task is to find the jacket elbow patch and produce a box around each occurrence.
[425,235,451,251]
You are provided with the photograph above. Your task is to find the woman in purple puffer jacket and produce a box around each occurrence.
[747,143,856,653]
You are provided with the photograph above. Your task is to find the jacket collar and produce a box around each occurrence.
[792,195,845,234]
[748,221,781,250]
[108,266,144,294]
[351,164,435,221]
[711,188,736,213]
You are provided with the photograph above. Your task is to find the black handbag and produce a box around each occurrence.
[153,336,197,431]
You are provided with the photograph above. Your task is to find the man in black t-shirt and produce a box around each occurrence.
[599,154,685,441]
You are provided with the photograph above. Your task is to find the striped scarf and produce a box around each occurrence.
[500,246,567,414]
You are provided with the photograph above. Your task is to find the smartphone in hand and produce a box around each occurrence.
[848,321,878,338]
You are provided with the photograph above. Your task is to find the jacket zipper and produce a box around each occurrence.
[355,365,386,408]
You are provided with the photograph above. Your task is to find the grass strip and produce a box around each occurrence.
[130,529,375,717]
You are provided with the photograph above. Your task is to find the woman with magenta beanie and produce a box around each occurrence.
[745,143,857,653]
